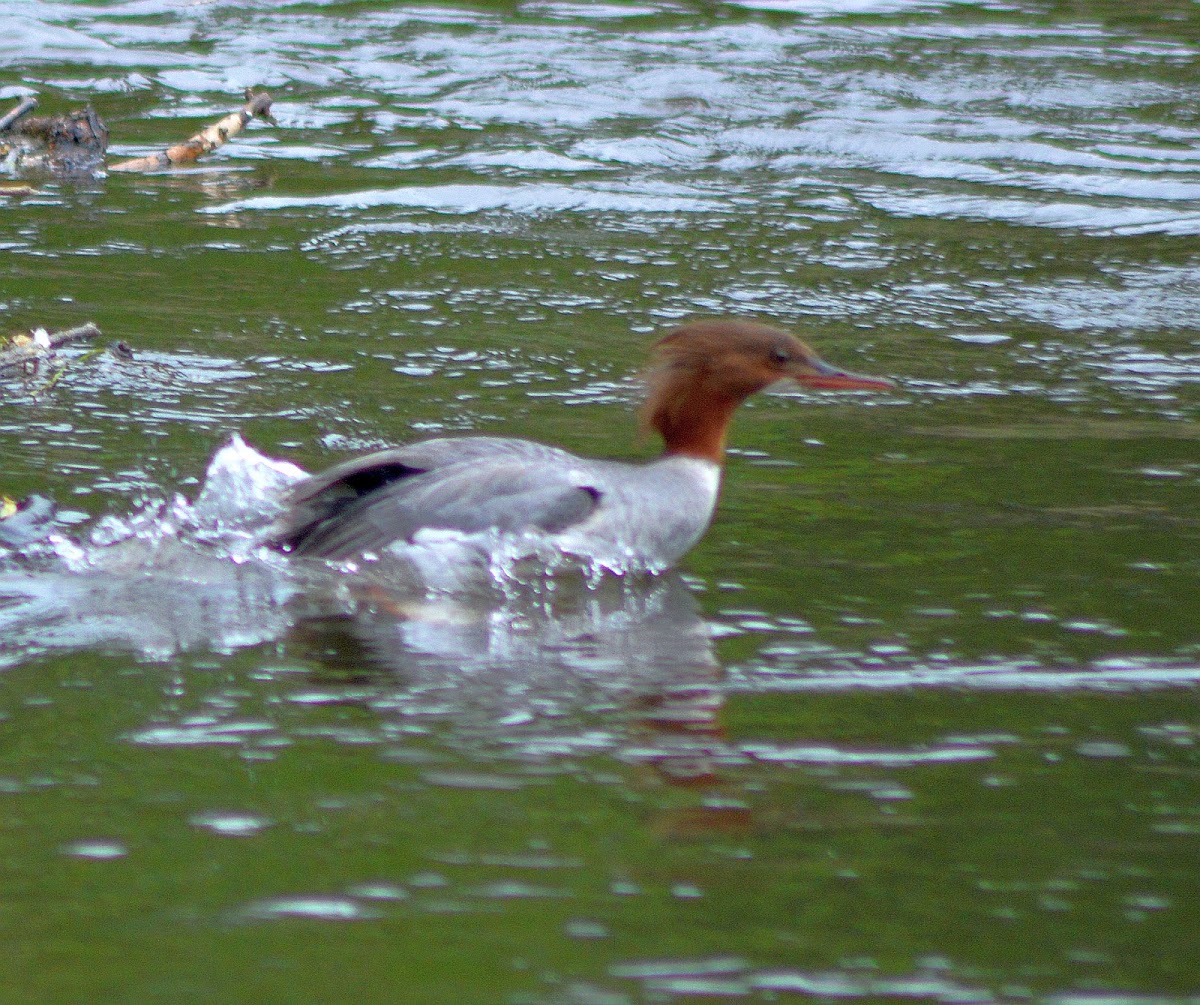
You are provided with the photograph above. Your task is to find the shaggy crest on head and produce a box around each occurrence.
[639,318,889,463]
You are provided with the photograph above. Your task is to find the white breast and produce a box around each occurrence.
[555,455,723,572]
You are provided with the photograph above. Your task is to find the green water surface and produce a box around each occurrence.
[2,1,1198,1002]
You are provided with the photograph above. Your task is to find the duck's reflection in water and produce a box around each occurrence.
[287,568,722,725]
[288,569,743,838]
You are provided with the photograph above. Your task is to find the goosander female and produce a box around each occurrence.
[267,319,893,572]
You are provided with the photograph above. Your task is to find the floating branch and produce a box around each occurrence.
[110,90,274,173]
[1,102,107,174]
[0,322,102,375]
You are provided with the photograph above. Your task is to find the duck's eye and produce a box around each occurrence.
[771,347,791,365]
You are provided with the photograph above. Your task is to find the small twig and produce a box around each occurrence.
[33,358,68,396]
[32,344,110,396]
[0,96,38,133]
[0,321,102,374]
[109,90,274,173]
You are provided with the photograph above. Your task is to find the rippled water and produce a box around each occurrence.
[2,1,1199,1002]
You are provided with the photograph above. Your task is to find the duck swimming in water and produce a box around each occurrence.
[266,318,893,573]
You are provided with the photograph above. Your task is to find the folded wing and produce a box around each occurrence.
[266,437,603,560]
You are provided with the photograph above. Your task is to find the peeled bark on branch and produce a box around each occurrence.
[109,90,274,173]
[0,96,38,133]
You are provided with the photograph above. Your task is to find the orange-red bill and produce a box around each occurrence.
[798,357,894,391]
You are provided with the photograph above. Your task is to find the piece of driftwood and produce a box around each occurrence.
[0,96,38,133]
[0,322,102,375]
[0,104,108,174]
[110,90,274,173]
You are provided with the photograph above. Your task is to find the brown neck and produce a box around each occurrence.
[650,386,741,463]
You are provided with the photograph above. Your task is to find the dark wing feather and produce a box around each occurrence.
[266,437,602,559]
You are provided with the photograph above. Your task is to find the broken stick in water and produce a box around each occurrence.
[109,90,274,173]
[0,322,102,375]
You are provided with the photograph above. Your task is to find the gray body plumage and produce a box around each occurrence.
[268,436,722,572]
